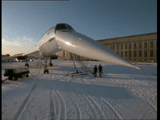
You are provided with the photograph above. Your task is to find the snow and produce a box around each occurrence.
[2,60,157,120]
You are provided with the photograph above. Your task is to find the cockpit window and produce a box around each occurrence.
[55,24,75,31]
[56,24,67,31]
[66,24,74,30]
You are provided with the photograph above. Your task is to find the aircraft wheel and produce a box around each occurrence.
[25,64,29,67]
[26,74,29,77]
[8,76,13,80]
[20,75,23,78]
[14,77,18,81]
[44,70,46,74]
[49,63,53,66]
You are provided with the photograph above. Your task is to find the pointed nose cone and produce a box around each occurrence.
[56,31,137,69]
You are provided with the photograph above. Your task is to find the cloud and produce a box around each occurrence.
[2,37,39,56]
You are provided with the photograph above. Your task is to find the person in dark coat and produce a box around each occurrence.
[94,65,97,77]
[98,64,103,77]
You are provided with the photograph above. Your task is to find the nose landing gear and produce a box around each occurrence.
[49,63,53,66]
[44,57,49,74]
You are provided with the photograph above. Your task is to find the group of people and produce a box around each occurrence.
[93,64,103,77]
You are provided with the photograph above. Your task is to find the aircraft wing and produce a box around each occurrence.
[24,50,43,58]
[22,49,62,58]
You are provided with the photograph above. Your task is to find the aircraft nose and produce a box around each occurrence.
[56,32,136,68]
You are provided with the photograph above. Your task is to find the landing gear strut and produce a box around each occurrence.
[49,58,53,66]
[25,56,29,67]
[44,57,49,74]
[25,63,29,67]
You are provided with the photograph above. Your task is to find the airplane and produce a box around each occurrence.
[4,23,140,74]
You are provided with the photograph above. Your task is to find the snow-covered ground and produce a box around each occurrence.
[2,60,157,120]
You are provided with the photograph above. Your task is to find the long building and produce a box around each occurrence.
[97,32,157,62]
[56,32,157,62]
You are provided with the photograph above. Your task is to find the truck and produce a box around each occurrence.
[4,66,29,80]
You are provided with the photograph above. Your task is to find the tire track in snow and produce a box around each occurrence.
[52,69,103,119]
[138,104,150,119]
[63,92,82,119]
[132,89,157,112]
[87,95,107,119]
[67,80,100,119]
[55,90,66,119]
[71,84,106,119]
[2,78,30,103]
[78,77,123,120]
[52,90,66,120]
[50,90,55,120]
[52,73,83,119]
[13,79,39,120]
[2,87,17,103]
[66,85,83,119]
[140,95,157,112]
[51,90,61,120]
[78,94,100,119]
[53,73,99,119]
[50,71,66,120]
[100,98,123,120]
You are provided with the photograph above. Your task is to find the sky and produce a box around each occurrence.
[2,0,157,56]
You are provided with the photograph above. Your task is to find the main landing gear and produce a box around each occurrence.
[49,58,53,66]
[25,56,29,67]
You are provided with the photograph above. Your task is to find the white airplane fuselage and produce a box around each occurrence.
[37,23,137,69]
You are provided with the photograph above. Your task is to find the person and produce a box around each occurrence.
[94,65,97,77]
[98,64,103,77]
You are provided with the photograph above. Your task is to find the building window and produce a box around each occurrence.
[150,50,153,57]
[107,45,109,49]
[121,51,123,57]
[117,51,119,55]
[134,51,136,57]
[144,50,147,57]
[129,51,132,57]
[139,50,142,57]
[125,51,127,57]
[121,44,123,50]
[110,45,112,50]
[117,45,119,50]
[139,43,142,49]
[125,44,127,49]
[144,42,147,49]
[113,45,115,50]
[129,44,132,49]
[150,42,153,48]
[134,43,136,49]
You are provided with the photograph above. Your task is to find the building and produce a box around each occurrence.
[97,32,157,62]
[56,32,157,62]
[2,54,10,58]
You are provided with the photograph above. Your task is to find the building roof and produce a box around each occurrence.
[2,54,10,57]
[97,32,157,42]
